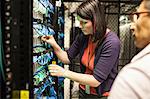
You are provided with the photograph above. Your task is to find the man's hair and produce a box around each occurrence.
[76,0,107,43]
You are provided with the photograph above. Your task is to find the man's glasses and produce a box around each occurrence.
[129,11,150,22]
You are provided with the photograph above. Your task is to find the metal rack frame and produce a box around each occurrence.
[2,0,33,98]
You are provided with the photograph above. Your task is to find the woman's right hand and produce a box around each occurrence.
[42,35,70,64]
[41,35,57,47]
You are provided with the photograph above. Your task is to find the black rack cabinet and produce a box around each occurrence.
[2,0,33,98]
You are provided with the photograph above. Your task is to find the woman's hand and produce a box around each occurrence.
[41,35,57,47]
[48,64,66,77]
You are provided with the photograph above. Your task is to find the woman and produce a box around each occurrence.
[41,0,120,98]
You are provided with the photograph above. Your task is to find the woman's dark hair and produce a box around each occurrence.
[76,0,107,43]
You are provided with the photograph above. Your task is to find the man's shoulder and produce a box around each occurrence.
[122,53,150,77]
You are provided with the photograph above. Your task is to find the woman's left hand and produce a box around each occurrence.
[48,64,66,77]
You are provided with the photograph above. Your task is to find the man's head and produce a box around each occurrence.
[130,0,150,48]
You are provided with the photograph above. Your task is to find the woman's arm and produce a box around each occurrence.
[64,69,100,87]
[41,35,70,64]
[49,64,100,87]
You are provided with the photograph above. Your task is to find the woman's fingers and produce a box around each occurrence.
[48,64,59,73]
[41,35,47,41]
[48,64,65,77]
[41,35,52,41]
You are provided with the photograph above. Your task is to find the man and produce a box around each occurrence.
[108,0,150,99]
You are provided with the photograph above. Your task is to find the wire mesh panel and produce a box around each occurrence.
[119,3,139,70]
[104,1,140,70]
[107,14,119,34]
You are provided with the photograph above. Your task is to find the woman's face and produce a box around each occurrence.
[78,16,93,35]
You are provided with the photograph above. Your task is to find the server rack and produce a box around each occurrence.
[2,0,33,98]
[2,0,65,98]
[33,0,64,98]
